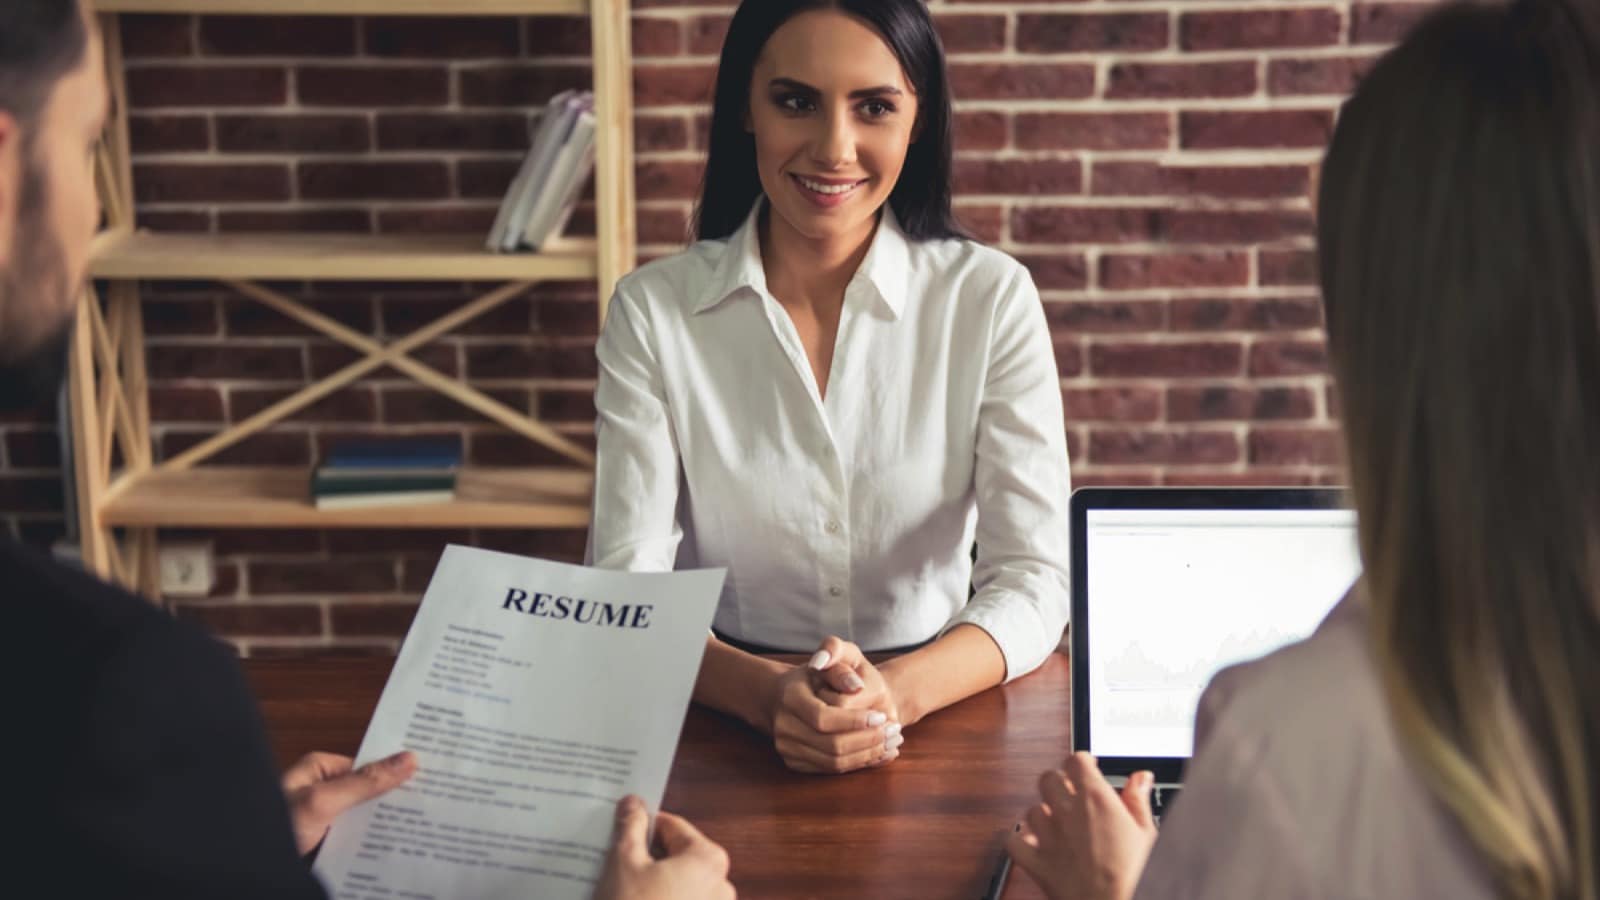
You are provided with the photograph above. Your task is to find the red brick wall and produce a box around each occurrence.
[0,1,1435,654]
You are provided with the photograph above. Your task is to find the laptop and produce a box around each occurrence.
[1069,487,1362,822]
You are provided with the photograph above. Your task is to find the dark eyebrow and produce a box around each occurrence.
[768,77,903,100]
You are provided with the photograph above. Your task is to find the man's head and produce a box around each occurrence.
[0,0,105,412]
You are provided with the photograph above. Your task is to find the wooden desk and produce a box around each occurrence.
[243,655,1070,899]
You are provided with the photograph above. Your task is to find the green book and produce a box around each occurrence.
[312,472,457,497]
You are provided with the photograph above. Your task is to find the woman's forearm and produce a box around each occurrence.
[880,624,1007,726]
[692,635,790,734]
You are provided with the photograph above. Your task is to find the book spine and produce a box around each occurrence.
[539,121,597,249]
[502,92,584,252]
[492,89,580,252]
[522,106,597,250]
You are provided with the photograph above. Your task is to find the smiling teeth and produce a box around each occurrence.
[798,176,858,195]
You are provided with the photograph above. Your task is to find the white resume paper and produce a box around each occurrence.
[313,545,724,900]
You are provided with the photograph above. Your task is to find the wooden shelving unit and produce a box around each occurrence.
[94,0,589,13]
[73,0,636,595]
[88,231,601,282]
[99,468,594,529]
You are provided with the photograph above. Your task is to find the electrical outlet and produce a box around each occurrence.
[159,542,216,598]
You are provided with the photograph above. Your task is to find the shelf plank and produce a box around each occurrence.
[101,467,593,529]
[88,231,598,282]
[93,0,587,15]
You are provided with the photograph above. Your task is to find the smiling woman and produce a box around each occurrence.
[586,0,1073,778]
[695,0,964,244]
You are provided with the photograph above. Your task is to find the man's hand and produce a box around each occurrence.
[281,750,418,856]
[595,796,736,900]
[768,637,903,774]
[1006,752,1158,900]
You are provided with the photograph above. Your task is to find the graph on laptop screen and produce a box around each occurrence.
[1086,507,1362,758]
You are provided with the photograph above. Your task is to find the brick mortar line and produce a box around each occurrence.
[178,596,350,607]
[633,243,1313,267]
[126,150,1322,170]
[965,197,1316,209]
[120,104,1339,121]
[121,48,1382,71]
[129,196,1316,211]
[128,148,1314,163]
[936,1,1369,9]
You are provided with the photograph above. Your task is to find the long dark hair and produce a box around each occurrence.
[1317,1,1600,898]
[692,0,966,242]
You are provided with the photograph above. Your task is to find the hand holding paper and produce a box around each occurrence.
[312,546,724,900]
[594,796,735,900]
[282,751,419,856]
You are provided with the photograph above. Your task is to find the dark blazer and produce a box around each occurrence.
[4,538,326,899]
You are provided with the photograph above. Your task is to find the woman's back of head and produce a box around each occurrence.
[1316,1,1600,898]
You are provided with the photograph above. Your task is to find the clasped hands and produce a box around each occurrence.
[764,636,907,775]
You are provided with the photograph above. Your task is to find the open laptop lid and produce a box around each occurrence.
[1070,487,1360,783]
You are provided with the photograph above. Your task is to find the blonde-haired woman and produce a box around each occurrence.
[1008,1,1600,898]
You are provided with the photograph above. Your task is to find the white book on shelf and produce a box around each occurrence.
[485,89,581,253]
[313,490,455,511]
[519,107,597,252]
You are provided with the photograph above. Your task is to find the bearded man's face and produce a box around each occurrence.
[0,18,106,413]
[0,148,73,412]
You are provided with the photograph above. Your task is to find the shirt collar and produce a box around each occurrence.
[695,201,770,314]
[694,200,913,319]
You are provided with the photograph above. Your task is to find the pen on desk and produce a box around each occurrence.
[981,823,1019,900]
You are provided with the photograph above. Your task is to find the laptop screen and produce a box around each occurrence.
[1083,506,1361,759]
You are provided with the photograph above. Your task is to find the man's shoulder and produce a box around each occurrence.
[2,538,157,645]
[0,539,234,709]
[0,544,326,899]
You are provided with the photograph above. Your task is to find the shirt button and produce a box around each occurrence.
[825,520,841,534]
[828,586,843,598]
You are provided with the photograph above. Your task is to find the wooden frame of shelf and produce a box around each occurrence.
[100,468,594,529]
[87,231,601,282]
[94,0,589,15]
[72,0,635,597]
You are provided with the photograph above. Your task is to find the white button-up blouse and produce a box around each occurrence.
[586,202,1072,680]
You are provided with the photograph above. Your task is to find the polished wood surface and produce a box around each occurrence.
[244,655,1071,899]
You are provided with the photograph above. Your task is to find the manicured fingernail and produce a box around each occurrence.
[885,733,905,751]
[808,650,831,670]
[843,672,866,691]
[866,711,887,727]
[884,722,902,739]
[882,748,900,761]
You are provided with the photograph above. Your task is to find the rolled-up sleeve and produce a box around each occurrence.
[942,265,1073,681]
[585,283,683,572]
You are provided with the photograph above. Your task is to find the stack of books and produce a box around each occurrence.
[487,90,598,253]
[311,438,463,510]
